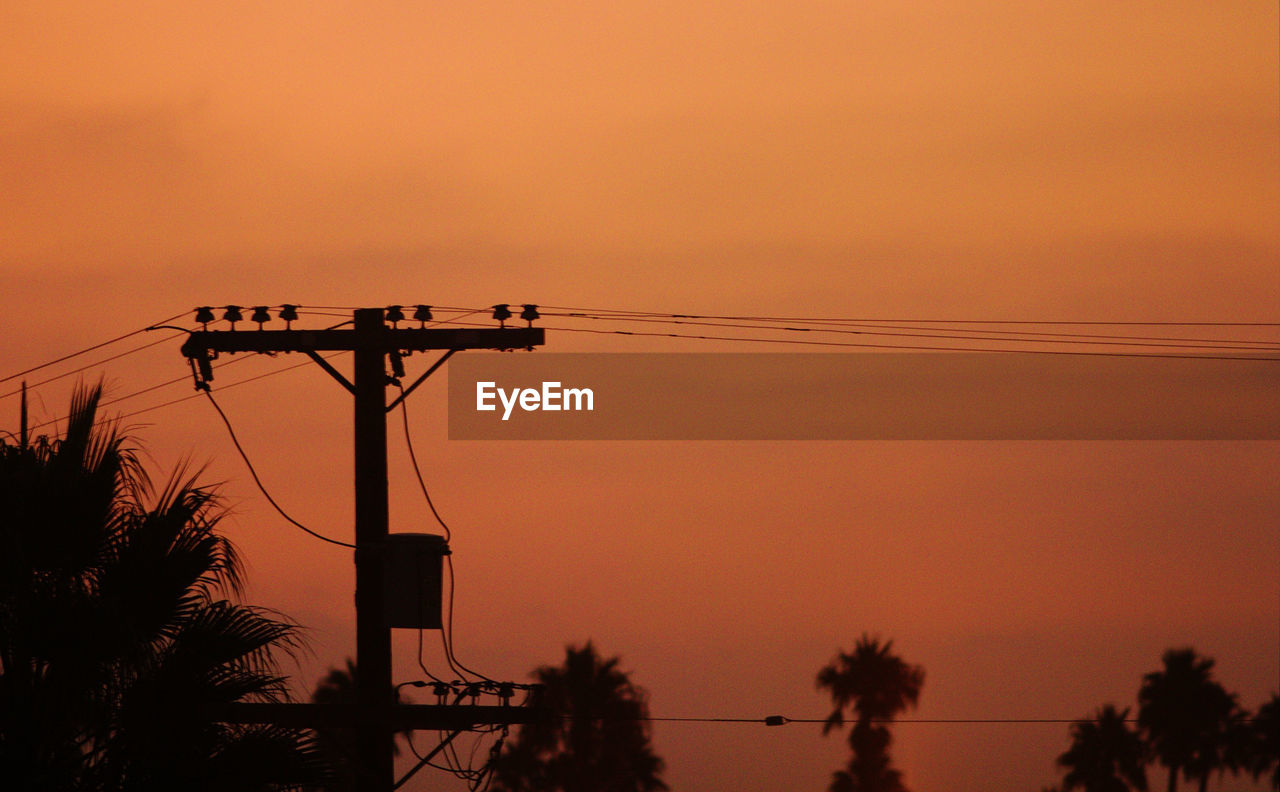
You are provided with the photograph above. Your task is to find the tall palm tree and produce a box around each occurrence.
[491,642,667,792]
[0,383,321,790]
[1137,648,1237,792]
[1246,694,1279,791]
[816,634,925,792]
[1057,704,1148,792]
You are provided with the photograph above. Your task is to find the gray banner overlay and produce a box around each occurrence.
[446,353,1279,440]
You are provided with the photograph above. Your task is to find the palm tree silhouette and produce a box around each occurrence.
[1056,704,1148,792]
[0,383,321,790]
[491,641,667,792]
[1137,648,1237,792]
[1245,694,1278,790]
[816,634,925,792]
[305,658,413,791]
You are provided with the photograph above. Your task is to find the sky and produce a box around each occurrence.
[2,2,1278,790]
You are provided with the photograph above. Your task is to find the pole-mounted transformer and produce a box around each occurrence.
[384,533,450,630]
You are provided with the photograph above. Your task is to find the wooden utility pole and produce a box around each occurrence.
[353,308,395,788]
[182,306,544,791]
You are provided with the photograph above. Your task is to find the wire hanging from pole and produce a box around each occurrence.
[202,388,355,549]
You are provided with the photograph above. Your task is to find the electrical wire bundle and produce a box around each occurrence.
[6,304,1277,436]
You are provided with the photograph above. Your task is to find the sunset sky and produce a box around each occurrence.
[2,3,1277,790]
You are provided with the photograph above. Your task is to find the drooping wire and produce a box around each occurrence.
[394,383,498,684]
[201,388,355,549]
[442,555,498,684]
[415,626,446,685]
[397,383,450,543]
[0,310,190,385]
[395,379,462,685]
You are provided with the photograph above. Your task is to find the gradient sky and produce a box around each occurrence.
[2,3,1278,790]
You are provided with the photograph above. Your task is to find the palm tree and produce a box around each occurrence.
[305,658,414,791]
[0,383,321,790]
[1057,704,1148,792]
[1137,648,1237,792]
[491,641,667,792]
[816,634,925,792]
[1246,694,1278,790]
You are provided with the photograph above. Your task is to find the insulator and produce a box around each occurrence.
[385,305,405,325]
[520,304,539,324]
[250,306,271,328]
[492,304,512,326]
[413,305,433,325]
[194,306,216,326]
[389,351,405,379]
[279,304,299,327]
[196,353,214,383]
[431,682,451,703]
[765,715,790,726]
[223,306,243,327]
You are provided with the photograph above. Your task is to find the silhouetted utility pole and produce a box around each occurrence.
[181,305,544,792]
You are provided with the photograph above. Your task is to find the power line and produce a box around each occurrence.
[15,306,1273,430]
[447,321,1280,361]
[201,387,355,550]
[550,713,1267,725]
[0,331,187,401]
[20,353,255,434]
[541,312,1280,350]
[536,305,1280,327]
[397,383,451,543]
[638,716,1114,724]
[0,310,190,385]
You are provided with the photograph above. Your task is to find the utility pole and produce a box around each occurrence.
[181,305,544,792]
[353,308,395,789]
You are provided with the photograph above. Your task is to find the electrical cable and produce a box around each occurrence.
[396,383,450,543]
[442,554,499,684]
[200,388,355,549]
[535,305,1280,327]
[0,310,190,385]
[586,714,1270,725]
[416,627,446,685]
[540,313,1280,351]
[0,331,187,401]
[444,736,469,779]
[444,320,1280,361]
[24,304,1267,436]
[20,353,257,434]
[114,353,338,423]
[394,381,499,684]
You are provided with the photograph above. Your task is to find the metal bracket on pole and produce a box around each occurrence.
[386,349,457,412]
[306,350,355,393]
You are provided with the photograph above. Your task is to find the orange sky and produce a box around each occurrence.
[2,3,1278,790]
